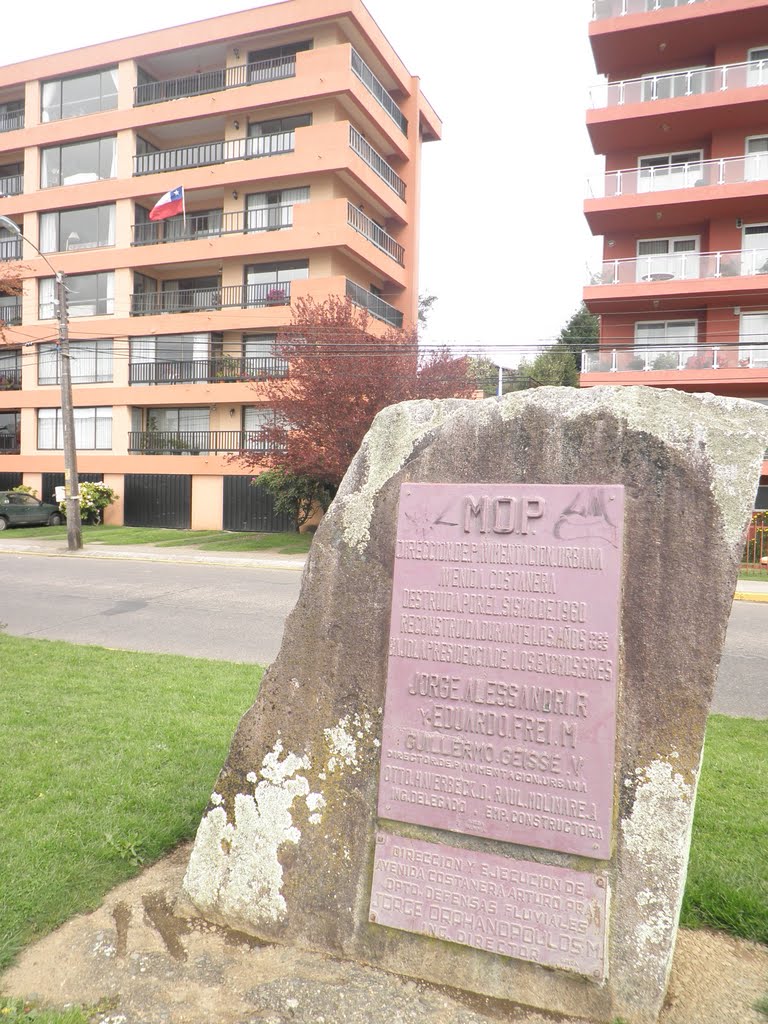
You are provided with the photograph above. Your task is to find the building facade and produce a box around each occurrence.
[583,0,768,505]
[0,0,440,529]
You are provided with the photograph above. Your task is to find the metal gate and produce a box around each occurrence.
[223,476,294,533]
[124,474,191,529]
[0,472,22,490]
[41,472,104,504]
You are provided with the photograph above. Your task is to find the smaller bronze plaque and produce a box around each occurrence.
[369,832,607,979]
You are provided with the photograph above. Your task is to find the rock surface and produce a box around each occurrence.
[180,387,768,1023]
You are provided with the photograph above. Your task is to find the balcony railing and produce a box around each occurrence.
[0,239,21,261]
[0,301,22,326]
[0,175,22,198]
[591,58,768,108]
[590,154,768,198]
[133,131,294,176]
[0,110,24,133]
[346,279,403,328]
[0,365,21,390]
[129,355,288,385]
[134,55,296,106]
[130,282,292,315]
[0,434,20,452]
[348,126,405,200]
[346,203,404,265]
[582,343,768,372]
[350,48,407,135]
[592,0,707,19]
[592,248,768,286]
[132,205,296,245]
[128,429,276,453]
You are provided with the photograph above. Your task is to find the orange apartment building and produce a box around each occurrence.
[583,0,768,507]
[0,0,440,529]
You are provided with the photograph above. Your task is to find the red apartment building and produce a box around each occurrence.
[0,0,439,529]
[583,0,768,507]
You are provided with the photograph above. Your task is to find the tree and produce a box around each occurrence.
[257,468,335,529]
[418,292,437,326]
[0,263,24,342]
[512,348,579,389]
[233,296,474,491]
[558,302,599,369]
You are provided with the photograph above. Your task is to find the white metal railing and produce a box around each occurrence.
[591,58,768,108]
[582,344,768,372]
[591,248,768,285]
[346,203,404,265]
[592,0,707,20]
[589,153,768,198]
[350,48,407,134]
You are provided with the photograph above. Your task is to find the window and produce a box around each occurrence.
[742,223,768,274]
[41,137,116,188]
[0,100,23,131]
[739,313,768,367]
[246,114,309,156]
[243,406,276,449]
[246,187,309,232]
[40,204,115,253]
[244,260,308,305]
[638,150,703,192]
[244,333,288,375]
[161,278,220,312]
[0,411,20,451]
[636,236,699,280]
[747,47,768,88]
[247,40,311,82]
[39,272,114,319]
[149,407,210,432]
[641,66,708,102]
[38,407,112,449]
[130,334,212,382]
[41,68,118,122]
[38,339,113,385]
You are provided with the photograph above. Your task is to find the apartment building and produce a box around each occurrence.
[0,0,440,529]
[583,0,768,506]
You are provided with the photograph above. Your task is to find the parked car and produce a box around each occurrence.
[0,491,63,529]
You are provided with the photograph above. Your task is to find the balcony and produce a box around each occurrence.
[592,249,768,286]
[0,110,23,133]
[346,279,403,328]
[129,355,288,385]
[0,433,20,453]
[128,429,275,454]
[348,126,405,200]
[346,203,404,265]
[130,282,292,316]
[592,0,707,18]
[133,131,294,176]
[0,175,22,198]
[590,154,768,199]
[591,58,768,109]
[350,48,407,136]
[582,343,768,373]
[132,206,296,245]
[134,55,296,106]
[0,238,21,262]
[0,300,21,326]
[0,364,21,390]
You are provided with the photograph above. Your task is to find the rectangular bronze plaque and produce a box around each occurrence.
[370,832,608,978]
[378,483,624,858]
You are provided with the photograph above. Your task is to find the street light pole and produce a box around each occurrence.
[0,216,82,550]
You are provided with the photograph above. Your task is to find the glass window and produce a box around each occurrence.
[39,272,114,319]
[244,260,308,307]
[40,204,115,253]
[41,68,118,122]
[41,137,116,188]
[248,113,311,137]
[37,407,112,449]
[150,407,210,432]
[246,187,309,231]
[38,339,113,385]
[0,411,20,451]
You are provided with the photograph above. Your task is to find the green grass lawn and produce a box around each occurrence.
[739,568,768,583]
[0,635,261,973]
[0,640,765,1022]
[0,524,312,555]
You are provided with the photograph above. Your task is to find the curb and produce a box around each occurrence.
[733,591,768,604]
[0,544,307,572]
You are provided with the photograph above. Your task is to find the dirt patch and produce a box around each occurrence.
[1,845,765,1024]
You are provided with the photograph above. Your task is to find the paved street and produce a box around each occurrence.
[0,550,765,717]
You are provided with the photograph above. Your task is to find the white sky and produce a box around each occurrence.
[6,0,603,362]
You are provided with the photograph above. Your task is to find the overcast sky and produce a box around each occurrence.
[8,0,602,362]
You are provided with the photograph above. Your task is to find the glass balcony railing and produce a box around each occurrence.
[591,58,768,108]
[346,203,404,265]
[348,126,405,200]
[130,282,292,315]
[592,0,707,19]
[591,249,768,286]
[346,279,403,328]
[133,131,294,176]
[350,48,407,135]
[590,154,768,198]
[582,344,768,372]
[0,175,22,197]
[134,55,296,106]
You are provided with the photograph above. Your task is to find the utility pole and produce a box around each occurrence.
[56,272,82,551]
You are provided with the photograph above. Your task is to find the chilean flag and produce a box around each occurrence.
[149,185,185,222]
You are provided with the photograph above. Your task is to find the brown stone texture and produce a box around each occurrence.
[181,386,768,1024]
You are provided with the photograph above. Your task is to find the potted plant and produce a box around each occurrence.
[266,287,286,306]
[651,352,679,371]
[626,355,645,371]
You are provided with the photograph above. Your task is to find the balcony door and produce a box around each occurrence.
[747,48,768,88]
[636,236,699,281]
[641,66,708,102]
[741,224,768,275]
[638,150,703,192]
[746,136,768,182]
[740,312,768,366]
